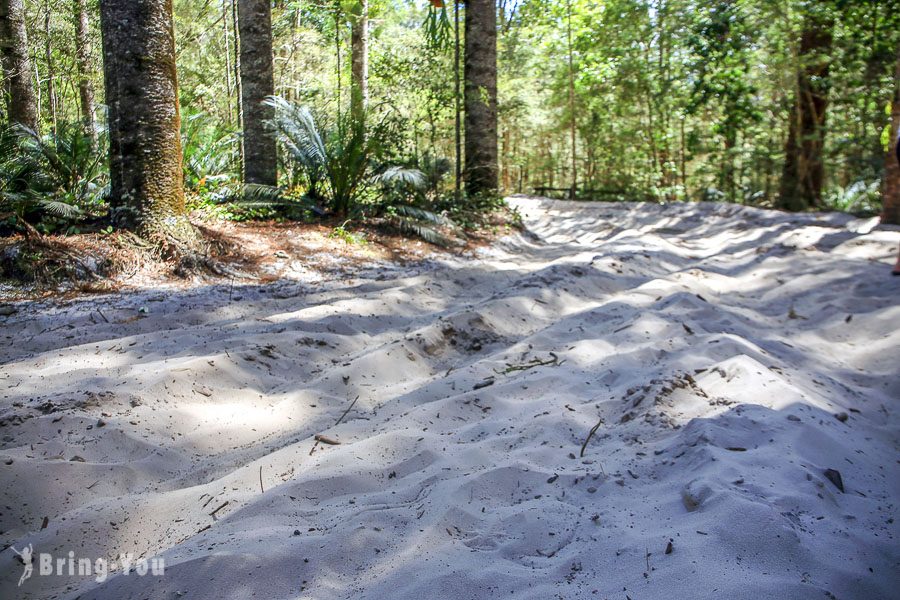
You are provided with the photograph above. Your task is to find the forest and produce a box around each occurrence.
[0,0,899,252]
[0,2,899,599]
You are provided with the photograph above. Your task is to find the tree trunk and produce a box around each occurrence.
[230,0,243,168]
[349,0,368,122]
[778,9,834,212]
[463,0,498,197]
[882,44,900,225]
[566,0,576,199]
[454,0,462,199]
[237,0,276,185]
[74,0,97,144]
[44,1,57,135]
[221,0,234,127]
[0,0,38,130]
[100,0,190,245]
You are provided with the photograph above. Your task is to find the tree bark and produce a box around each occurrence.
[882,44,900,225]
[566,0,576,199]
[74,0,97,143]
[44,1,57,135]
[778,9,834,212]
[100,0,190,243]
[464,0,498,197]
[454,0,462,199]
[230,0,243,167]
[349,0,368,122]
[0,0,38,130]
[237,0,277,185]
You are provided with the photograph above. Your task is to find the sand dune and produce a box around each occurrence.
[1,197,898,599]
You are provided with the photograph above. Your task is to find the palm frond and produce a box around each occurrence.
[392,204,456,228]
[264,96,327,169]
[374,167,426,189]
[389,215,457,247]
[38,199,82,218]
[216,183,323,213]
[217,183,286,204]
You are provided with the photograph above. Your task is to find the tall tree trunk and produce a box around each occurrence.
[230,0,243,169]
[237,0,276,185]
[349,0,367,122]
[566,0,576,199]
[778,9,834,212]
[0,0,38,130]
[74,0,96,144]
[100,0,190,244]
[453,0,461,199]
[221,0,233,127]
[334,4,341,117]
[882,44,900,225]
[44,1,57,135]
[463,0,498,197]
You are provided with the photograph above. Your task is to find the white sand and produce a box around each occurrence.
[1,197,898,599]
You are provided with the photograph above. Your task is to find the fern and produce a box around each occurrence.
[264,95,413,217]
[391,204,456,228]
[389,215,456,248]
[374,167,426,189]
[181,111,237,188]
[0,123,107,232]
[216,182,324,214]
[38,199,83,218]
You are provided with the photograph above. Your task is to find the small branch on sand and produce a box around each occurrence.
[580,417,604,458]
[310,396,359,455]
[334,395,360,427]
[473,377,495,390]
[495,352,561,375]
[314,434,341,445]
[209,501,229,517]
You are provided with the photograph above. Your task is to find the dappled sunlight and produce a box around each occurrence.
[2,198,898,599]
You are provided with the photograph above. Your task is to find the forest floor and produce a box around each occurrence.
[0,197,898,599]
[0,214,505,301]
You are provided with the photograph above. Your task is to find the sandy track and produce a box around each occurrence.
[1,197,898,599]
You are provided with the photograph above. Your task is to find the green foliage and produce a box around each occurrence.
[16,124,107,208]
[383,204,458,247]
[264,95,419,216]
[329,220,367,244]
[207,182,319,221]
[824,180,882,215]
[7,0,896,243]
[0,124,107,234]
[422,3,453,51]
[0,127,42,230]
[501,0,899,208]
[181,110,237,190]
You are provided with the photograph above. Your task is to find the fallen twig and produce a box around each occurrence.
[580,417,604,458]
[334,395,360,427]
[314,434,340,445]
[495,352,560,375]
[473,377,495,390]
[209,501,229,517]
[310,396,359,455]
